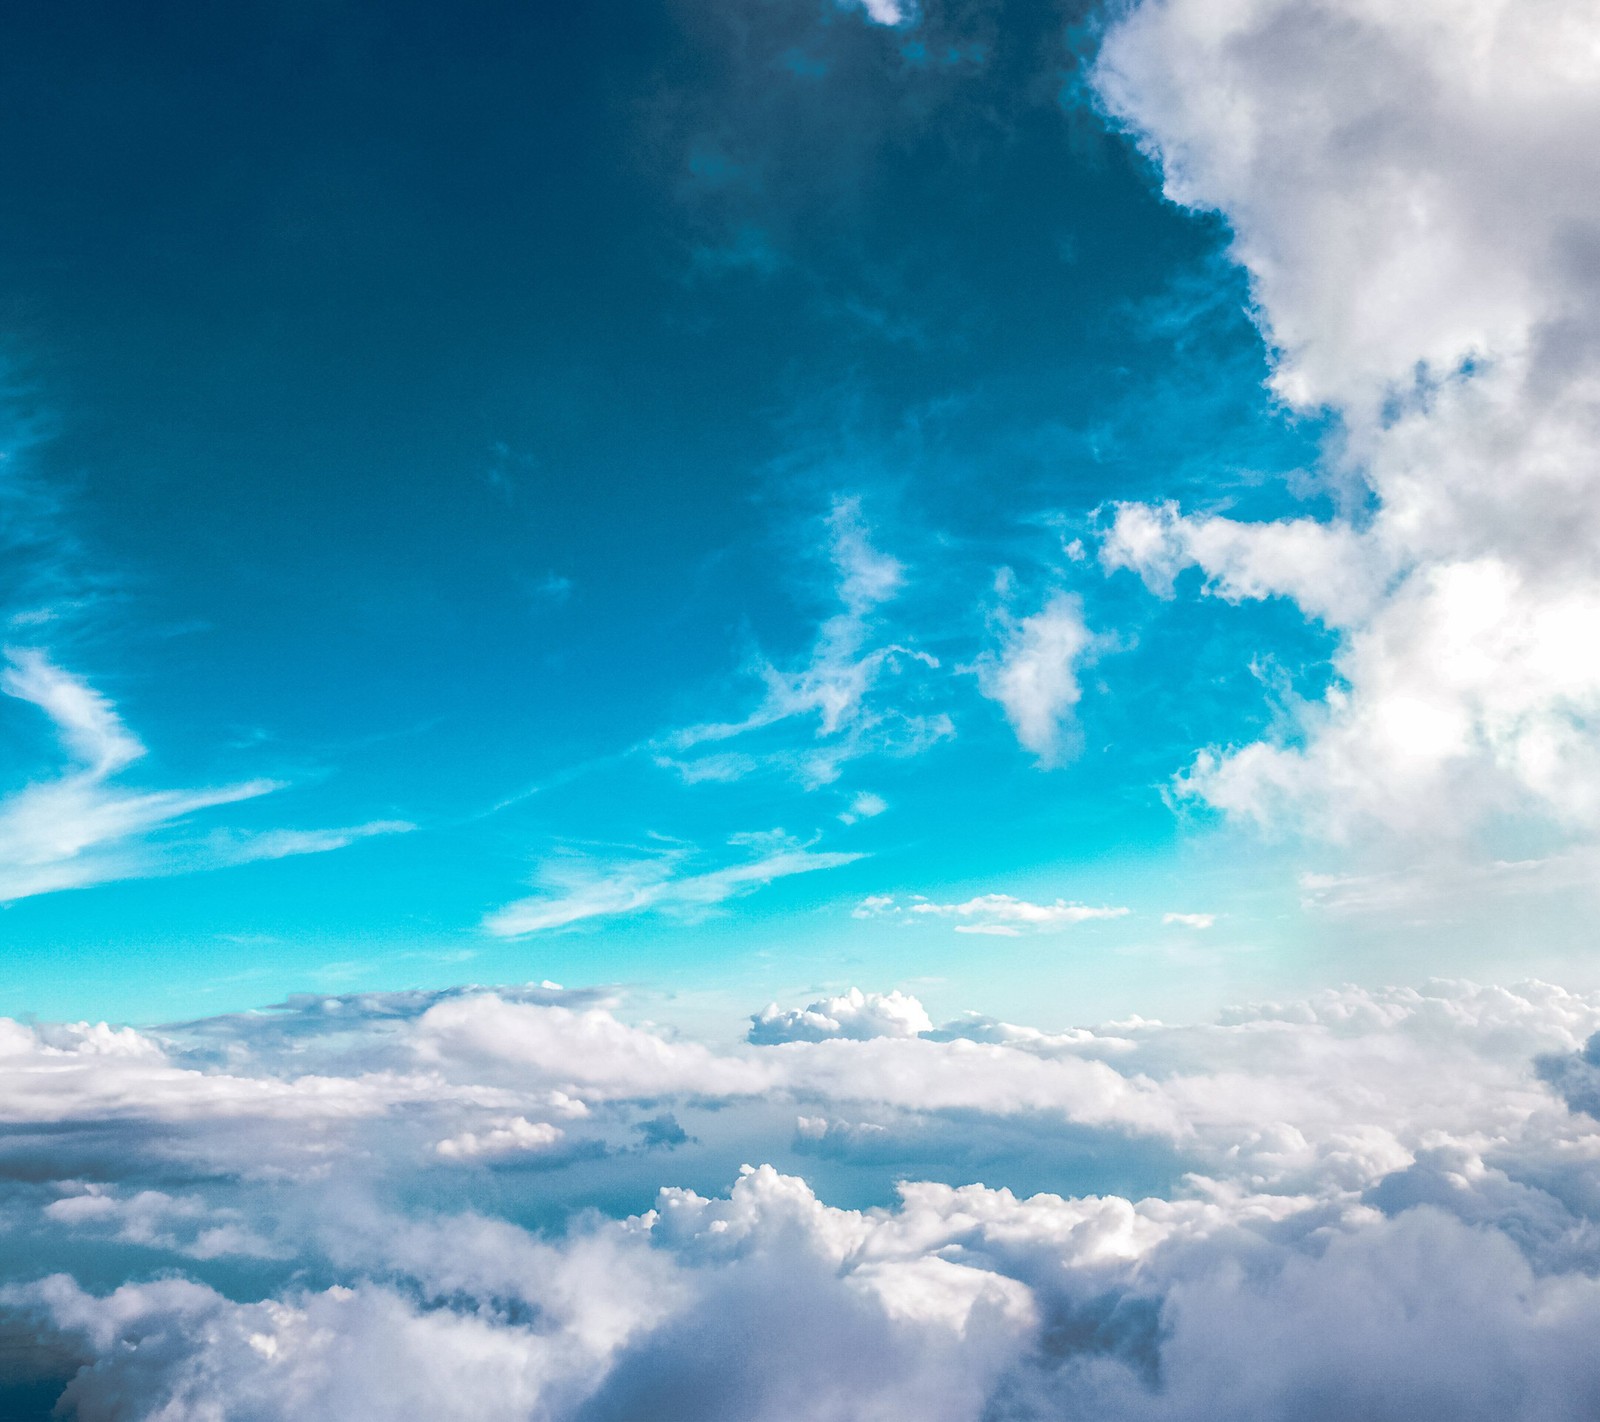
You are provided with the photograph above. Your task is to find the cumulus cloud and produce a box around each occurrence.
[434,1116,565,1162]
[748,986,933,1043]
[856,892,1131,936]
[3,976,1600,1417]
[483,833,863,937]
[975,590,1096,767]
[1092,0,1600,844]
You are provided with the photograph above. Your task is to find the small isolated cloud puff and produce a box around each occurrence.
[748,986,932,1044]
[434,1116,564,1162]
[839,790,888,824]
[856,892,1130,936]
[839,0,914,26]
[1163,912,1216,929]
[975,591,1095,767]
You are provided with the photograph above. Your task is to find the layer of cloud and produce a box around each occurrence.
[0,977,1598,1416]
[1092,0,1600,844]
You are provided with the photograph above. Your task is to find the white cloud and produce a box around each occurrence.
[203,820,417,866]
[1093,0,1600,843]
[660,498,951,788]
[1163,912,1216,929]
[0,650,414,901]
[412,995,776,1101]
[749,986,932,1043]
[1101,501,1385,627]
[11,976,1600,1418]
[0,650,274,900]
[434,1116,564,1162]
[483,835,864,937]
[839,0,914,27]
[839,790,887,824]
[856,892,1130,936]
[4,648,143,775]
[975,591,1095,767]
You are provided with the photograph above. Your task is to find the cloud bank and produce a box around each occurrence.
[0,976,1599,1417]
[1093,0,1600,843]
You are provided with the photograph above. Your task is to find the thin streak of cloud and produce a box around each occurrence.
[854,892,1131,936]
[0,649,413,901]
[484,835,865,938]
[659,497,950,788]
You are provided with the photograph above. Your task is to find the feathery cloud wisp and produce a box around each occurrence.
[854,892,1130,936]
[660,498,950,788]
[484,834,864,938]
[0,649,412,901]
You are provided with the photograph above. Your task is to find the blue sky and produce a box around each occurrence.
[2,0,1596,1031]
[8,1,1600,1418]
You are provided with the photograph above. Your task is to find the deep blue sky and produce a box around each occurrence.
[0,0,1383,1024]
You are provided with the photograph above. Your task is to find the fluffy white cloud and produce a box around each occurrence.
[976,591,1095,766]
[839,790,888,824]
[1093,0,1600,843]
[413,994,777,1101]
[856,892,1131,936]
[1101,502,1385,627]
[749,987,933,1043]
[434,1116,565,1162]
[2,976,1600,1416]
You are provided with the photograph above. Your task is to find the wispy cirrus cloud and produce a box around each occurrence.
[854,892,1130,936]
[656,497,951,788]
[483,831,864,938]
[0,649,411,902]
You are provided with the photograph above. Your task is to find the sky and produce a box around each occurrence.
[5,0,1600,1417]
[5,0,1595,1031]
